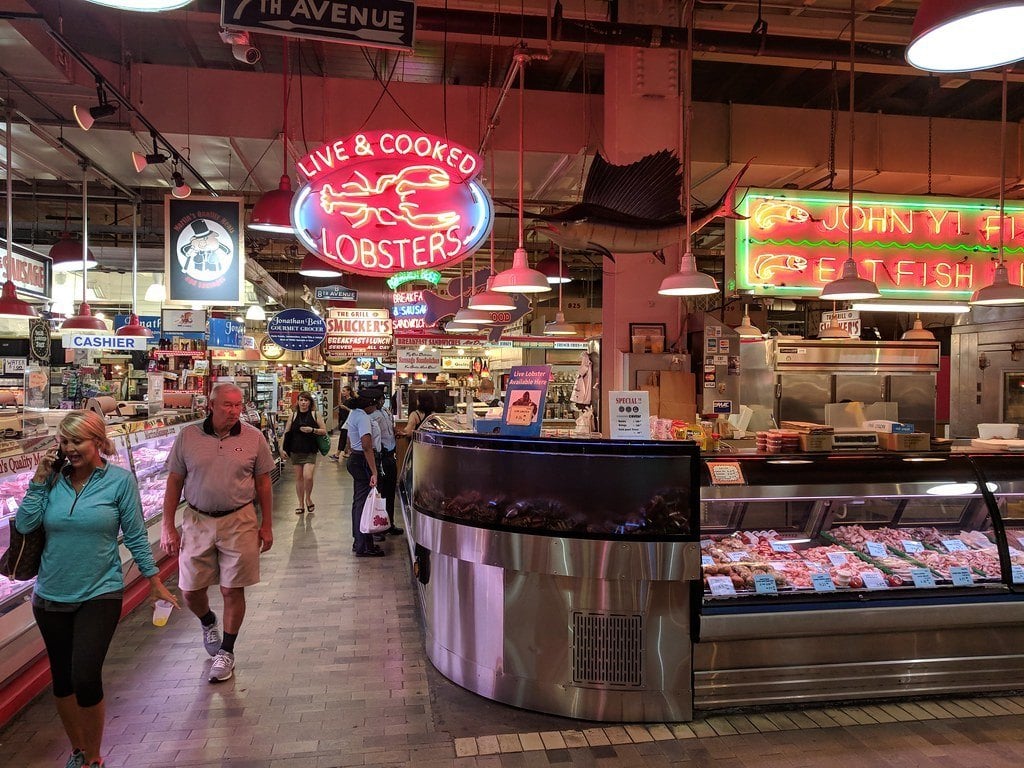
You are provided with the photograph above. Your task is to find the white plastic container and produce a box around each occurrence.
[978,423,1019,440]
[152,599,173,627]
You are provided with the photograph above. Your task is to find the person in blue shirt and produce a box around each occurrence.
[16,411,178,768]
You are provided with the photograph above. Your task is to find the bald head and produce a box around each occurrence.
[209,383,244,434]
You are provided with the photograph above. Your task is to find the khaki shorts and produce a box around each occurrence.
[289,451,317,466]
[178,504,260,591]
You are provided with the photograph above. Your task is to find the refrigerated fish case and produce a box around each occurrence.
[694,451,1024,711]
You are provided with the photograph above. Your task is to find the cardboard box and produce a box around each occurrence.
[799,433,834,452]
[878,432,931,451]
[863,419,915,434]
[782,421,834,435]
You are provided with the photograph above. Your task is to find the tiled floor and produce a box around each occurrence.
[2,463,1024,767]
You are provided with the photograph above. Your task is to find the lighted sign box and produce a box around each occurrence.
[291,131,492,277]
[731,188,1024,299]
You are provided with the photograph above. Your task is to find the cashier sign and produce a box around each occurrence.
[291,130,493,277]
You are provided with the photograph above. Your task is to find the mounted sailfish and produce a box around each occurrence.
[531,151,752,261]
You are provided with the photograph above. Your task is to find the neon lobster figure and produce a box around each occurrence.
[319,165,460,231]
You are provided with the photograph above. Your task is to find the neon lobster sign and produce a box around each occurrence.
[292,131,493,277]
[733,188,1024,299]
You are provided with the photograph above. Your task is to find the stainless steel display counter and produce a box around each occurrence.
[400,428,702,722]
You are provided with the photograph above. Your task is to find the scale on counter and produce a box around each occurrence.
[832,429,880,451]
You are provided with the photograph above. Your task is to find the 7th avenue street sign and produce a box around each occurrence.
[221,0,416,51]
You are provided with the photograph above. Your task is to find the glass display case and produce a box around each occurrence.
[693,451,1024,713]
[127,425,182,522]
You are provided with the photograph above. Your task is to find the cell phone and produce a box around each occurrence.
[53,449,67,472]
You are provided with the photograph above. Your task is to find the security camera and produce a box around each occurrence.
[231,43,261,65]
[219,28,260,65]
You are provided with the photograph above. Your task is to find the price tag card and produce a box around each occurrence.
[1010,547,1024,557]
[1012,565,1024,584]
[753,573,778,595]
[861,570,889,590]
[707,575,737,596]
[769,540,794,553]
[700,539,714,550]
[942,539,968,553]
[811,573,836,592]
[701,555,714,567]
[866,541,888,558]
[949,566,974,587]
[769,561,786,571]
[827,552,849,566]
[726,551,751,562]
[902,540,925,555]
[910,568,936,588]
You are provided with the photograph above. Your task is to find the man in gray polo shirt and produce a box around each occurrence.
[160,383,274,683]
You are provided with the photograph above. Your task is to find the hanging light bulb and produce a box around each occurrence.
[544,246,577,336]
[733,304,763,338]
[819,3,881,303]
[298,253,343,277]
[245,303,267,321]
[0,281,37,319]
[491,54,551,295]
[144,275,166,302]
[901,314,936,341]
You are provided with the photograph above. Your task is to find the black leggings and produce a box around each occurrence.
[33,598,122,707]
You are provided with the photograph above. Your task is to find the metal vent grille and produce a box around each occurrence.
[571,612,643,688]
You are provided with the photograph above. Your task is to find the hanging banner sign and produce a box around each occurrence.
[0,243,51,301]
[29,317,51,364]
[314,285,358,302]
[386,269,442,290]
[732,188,1024,299]
[67,335,148,351]
[326,308,393,336]
[291,130,493,278]
[165,196,245,306]
[267,308,327,351]
[221,0,416,52]
[162,308,207,333]
[397,348,442,372]
[208,318,244,349]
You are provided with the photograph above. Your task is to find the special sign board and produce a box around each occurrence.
[732,188,1024,300]
[291,131,493,278]
[222,0,415,51]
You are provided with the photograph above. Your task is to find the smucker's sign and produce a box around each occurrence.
[291,130,493,277]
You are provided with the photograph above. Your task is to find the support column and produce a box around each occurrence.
[601,3,689,433]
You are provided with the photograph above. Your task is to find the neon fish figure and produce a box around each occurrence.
[319,165,460,230]
[753,253,808,281]
[531,153,753,262]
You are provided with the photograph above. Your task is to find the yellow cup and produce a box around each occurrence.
[152,599,173,627]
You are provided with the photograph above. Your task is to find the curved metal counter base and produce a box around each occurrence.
[408,507,700,723]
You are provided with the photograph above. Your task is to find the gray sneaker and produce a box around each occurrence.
[201,619,221,657]
[209,650,235,683]
[65,750,85,768]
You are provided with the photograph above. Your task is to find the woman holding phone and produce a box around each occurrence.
[15,411,178,768]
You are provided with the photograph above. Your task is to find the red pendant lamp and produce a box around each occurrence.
[116,201,153,337]
[0,104,37,319]
[249,43,295,234]
[907,1,1024,73]
[50,232,98,272]
[62,165,108,333]
[0,280,37,319]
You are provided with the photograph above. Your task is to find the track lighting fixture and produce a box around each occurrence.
[131,131,168,173]
[171,169,191,199]
[73,79,116,131]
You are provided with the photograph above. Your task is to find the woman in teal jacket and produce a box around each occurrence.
[16,411,178,768]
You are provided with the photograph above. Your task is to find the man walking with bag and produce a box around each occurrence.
[160,383,275,683]
[366,388,402,538]
[344,392,383,557]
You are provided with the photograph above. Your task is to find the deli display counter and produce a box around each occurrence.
[695,451,1024,711]
[402,423,702,722]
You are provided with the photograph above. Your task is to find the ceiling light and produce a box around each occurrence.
[453,308,495,325]
[819,257,882,301]
[81,0,194,11]
[245,303,267,321]
[132,131,168,173]
[61,301,107,333]
[544,311,577,336]
[0,281,37,319]
[298,252,343,277]
[171,170,191,199]
[144,277,166,302]
[468,277,516,311]
[249,175,295,233]
[536,254,571,284]
[851,301,971,314]
[492,247,554,293]
[907,1,1024,73]
[49,232,98,272]
[658,252,719,296]
[733,305,763,338]
[445,321,477,334]
[115,312,153,338]
[901,315,936,341]
[72,80,117,131]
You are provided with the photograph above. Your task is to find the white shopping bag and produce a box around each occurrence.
[360,488,390,534]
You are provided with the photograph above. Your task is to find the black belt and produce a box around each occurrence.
[188,501,251,518]
[381,447,396,456]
